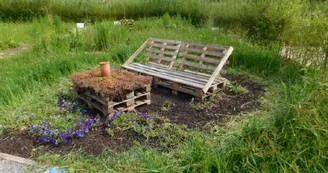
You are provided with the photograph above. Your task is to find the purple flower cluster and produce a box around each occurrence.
[28,116,99,146]
[137,112,153,120]
[59,99,80,112]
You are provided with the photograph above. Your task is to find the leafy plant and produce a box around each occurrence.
[225,80,247,94]
[189,98,212,110]
[161,100,174,111]
[105,112,188,146]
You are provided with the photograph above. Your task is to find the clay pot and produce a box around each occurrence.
[99,61,111,77]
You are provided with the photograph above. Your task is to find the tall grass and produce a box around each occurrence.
[0,0,211,26]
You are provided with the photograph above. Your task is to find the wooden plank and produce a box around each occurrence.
[146,40,155,61]
[148,43,180,50]
[177,60,216,71]
[0,152,36,165]
[129,64,207,86]
[169,43,181,69]
[180,53,220,64]
[146,48,177,56]
[123,65,205,88]
[148,54,175,62]
[157,42,167,64]
[149,62,225,84]
[149,38,182,44]
[132,63,215,84]
[131,63,209,85]
[202,46,233,93]
[182,40,230,50]
[180,46,225,57]
[123,39,149,66]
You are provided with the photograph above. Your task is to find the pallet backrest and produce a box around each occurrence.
[145,38,182,68]
[176,41,232,74]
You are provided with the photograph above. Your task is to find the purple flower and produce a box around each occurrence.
[37,137,45,143]
[77,122,85,127]
[32,124,37,130]
[60,133,68,143]
[67,128,73,133]
[88,119,95,124]
[44,130,51,135]
[75,130,84,137]
[84,128,89,133]
[16,116,20,119]
[47,138,55,143]
[160,134,165,137]
[54,140,59,146]
[69,89,75,93]
[54,129,59,135]
[81,109,87,113]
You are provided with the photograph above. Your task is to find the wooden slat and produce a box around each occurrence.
[148,54,175,62]
[148,43,180,50]
[149,62,225,83]
[181,46,225,57]
[131,63,210,84]
[202,46,234,93]
[180,53,220,64]
[182,41,230,50]
[177,60,216,71]
[123,65,205,88]
[146,48,178,56]
[149,38,182,44]
[123,39,149,66]
[129,64,207,86]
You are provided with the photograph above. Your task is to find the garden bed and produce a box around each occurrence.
[0,73,265,158]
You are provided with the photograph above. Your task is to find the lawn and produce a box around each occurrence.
[0,1,327,172]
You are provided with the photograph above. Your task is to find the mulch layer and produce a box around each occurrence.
[72,69,152,100]
[0,73,265,158]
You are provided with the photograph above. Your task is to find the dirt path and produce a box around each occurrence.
[0,44,32,59]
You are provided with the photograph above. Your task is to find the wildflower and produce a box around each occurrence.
[54,140,59,146]
[60,133,68,143]
[16,115,20,119]
[41,123,46,129]
[69,89,75,93]
[54,129,60,135]
[47,138,55,143]
[160,134,165,137]
[81,109,87,113]
[75,130,84,137]
[77,122,85,127]
[67,128,73,133]
[37,137,45,143]
[44,130,51,135]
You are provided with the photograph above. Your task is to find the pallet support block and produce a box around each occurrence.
[76,85,151,117]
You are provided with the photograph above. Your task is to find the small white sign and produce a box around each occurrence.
[114,21,121,25]
[77,23,85,29]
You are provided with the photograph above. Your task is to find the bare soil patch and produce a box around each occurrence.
[0,73,265,158]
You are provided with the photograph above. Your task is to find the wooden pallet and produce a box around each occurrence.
[76,85,151,116]
[153,77,226,100]
[122,38,233,101]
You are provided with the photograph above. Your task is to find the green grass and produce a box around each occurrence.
[0,15,327,173]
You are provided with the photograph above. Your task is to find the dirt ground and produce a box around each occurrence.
[0,73,265,158]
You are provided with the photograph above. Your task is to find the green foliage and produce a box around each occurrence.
[225,80,247,94]
[161,101,174,111]
[106,113,188,147]
[189,98,212,111]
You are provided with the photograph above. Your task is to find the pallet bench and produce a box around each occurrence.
[122,38,233,100]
